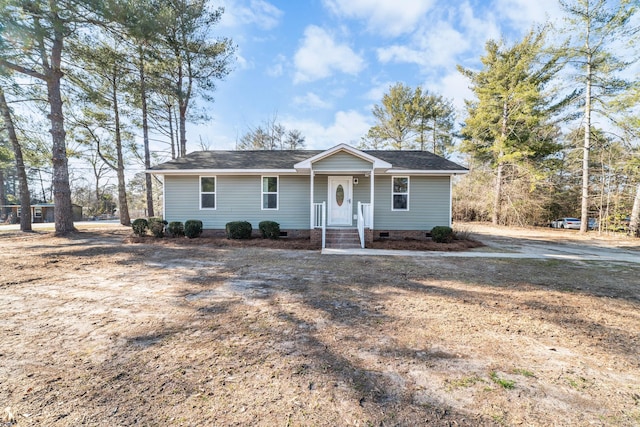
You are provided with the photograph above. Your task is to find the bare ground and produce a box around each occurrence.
[1,224,639,426]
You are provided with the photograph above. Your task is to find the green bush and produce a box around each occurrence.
[132,218,148,236]
[168,221,185,238]
[148,217,168,238]
[431,225,454,243]
[259,220,280,239]
[184,219,203,239]
[226,221,252,239]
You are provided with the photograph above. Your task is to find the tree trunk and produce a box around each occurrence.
[48,33,75,235]
[174,105,181,158]
[432,117,437,154]
[493,100,509,225]
[493,161,503,225]
[112,70,131,226]
[139,47,154,217]
[179,101,187,157]
[630,182,640,238]
[0,169,5,220]
[94,178,100,213]
[0,87,32,231]
[168,103,176,159]
[580,50,592,233]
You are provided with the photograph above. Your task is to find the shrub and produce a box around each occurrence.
[148,217,168,238]
[226,221,252,239]
[453,225,473,241]
[184,220,203,239]
[132,218,148,236]
[431,225,454,243]
[259,220,280,239]
[168,221,185,238]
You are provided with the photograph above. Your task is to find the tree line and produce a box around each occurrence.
[0,0,235,233]
[362,0,639,236]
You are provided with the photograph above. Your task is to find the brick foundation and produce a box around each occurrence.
[202,228,428,247]
[310,229,322,248]
[202,229,312,240]
[373,230,432,241]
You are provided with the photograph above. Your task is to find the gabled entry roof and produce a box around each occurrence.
[293,144,392,170]
[148,144,468,175]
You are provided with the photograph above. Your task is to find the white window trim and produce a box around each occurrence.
[391,176,410,211]
[261,175,279,210]
[199,176,217,210]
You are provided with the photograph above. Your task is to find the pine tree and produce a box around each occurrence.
[0,0,96,234]
[458,28,566,224]
[558,0,638,232]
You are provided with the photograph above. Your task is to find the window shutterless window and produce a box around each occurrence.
[262,176,278,210]
[392,176,409,210]
[200,176,216,209]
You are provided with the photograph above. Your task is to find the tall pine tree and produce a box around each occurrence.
[458,28,567,225]
[558,0,638,232]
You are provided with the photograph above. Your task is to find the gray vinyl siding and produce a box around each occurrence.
[164,175,310,229]
[374,175,450,230]
[352,175,372,211]
[313,175,328,203]
[313,152,373,171]
[164,173,451,231]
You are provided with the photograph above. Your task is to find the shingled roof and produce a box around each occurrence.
[149,147,467,173]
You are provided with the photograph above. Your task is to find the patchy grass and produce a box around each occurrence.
[444,375,484,390]
[513,368,535,378]
[490,371,516,390]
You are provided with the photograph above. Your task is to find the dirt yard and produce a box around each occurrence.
[1,224,639,426]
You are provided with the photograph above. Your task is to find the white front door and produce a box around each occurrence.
[328,176,352,226]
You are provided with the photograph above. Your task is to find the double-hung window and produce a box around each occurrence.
[392,176,409,211]
[200,176,216,209]
[262,176,278,210]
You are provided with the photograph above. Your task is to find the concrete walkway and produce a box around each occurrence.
[321,247,640,263]
[323,225,640,264]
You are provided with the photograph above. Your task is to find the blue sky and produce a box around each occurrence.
[188,0,563,151]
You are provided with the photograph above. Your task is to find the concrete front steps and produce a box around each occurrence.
[325,228,361,249]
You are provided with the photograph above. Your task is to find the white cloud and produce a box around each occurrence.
[287,110,372,149]
[294,26,365,83]
[495,0,562,30]
[377,45,424,66]
[364,81,396,102]
[293,92,333,110]
[323,0,436,37]
[234,50,251,70]
[219,0,283,30]
[458,2,500,45]
[377,22,468,70]
[426,72,474,113]
[266,54,286,77]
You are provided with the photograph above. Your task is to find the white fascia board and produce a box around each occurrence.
[147,169,301,175]
[311,168,374,174]
[294,143,392,169]
[385,169,469,175]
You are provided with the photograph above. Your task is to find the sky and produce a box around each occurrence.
[187,0,564,152]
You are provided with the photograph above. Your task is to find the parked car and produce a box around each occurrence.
[550,218,581,229]
[588,218,598,230]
